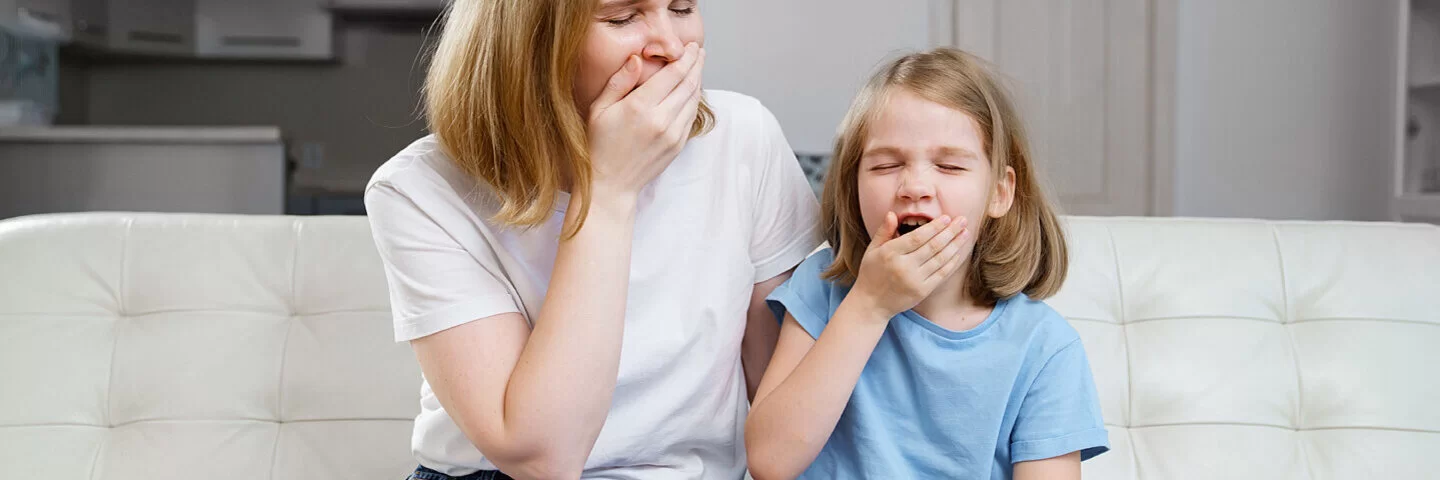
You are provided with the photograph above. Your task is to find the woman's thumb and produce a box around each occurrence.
[591,55,641,112]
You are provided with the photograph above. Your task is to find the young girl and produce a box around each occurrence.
[745,48,1108,479]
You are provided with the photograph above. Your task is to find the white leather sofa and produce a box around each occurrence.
[1,212,1436,480]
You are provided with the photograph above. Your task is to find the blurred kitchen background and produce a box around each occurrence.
[0,0,1437,223]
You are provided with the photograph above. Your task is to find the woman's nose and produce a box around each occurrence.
[641,15,685,62]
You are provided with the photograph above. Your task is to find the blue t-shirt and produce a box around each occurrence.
[765,249,1109,479]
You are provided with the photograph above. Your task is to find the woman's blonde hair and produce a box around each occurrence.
[820,48,1068,303]
[425,0,714,237]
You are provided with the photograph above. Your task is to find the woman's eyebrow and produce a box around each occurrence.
[597,0,646,16]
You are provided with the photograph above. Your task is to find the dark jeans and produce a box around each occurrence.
[407,465,515,480]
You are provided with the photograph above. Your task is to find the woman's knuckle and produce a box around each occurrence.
[645,118,666,136]
[623,102,643,116]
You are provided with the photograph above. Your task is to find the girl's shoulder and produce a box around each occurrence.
[766,247,844,333]
[996,294,1086,359]
[789,246,839,287]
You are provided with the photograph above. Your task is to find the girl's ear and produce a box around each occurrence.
[987,166,1016,218]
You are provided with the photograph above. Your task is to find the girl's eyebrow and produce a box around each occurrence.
[933,146,979,159]
[861,146,904,158]
[862,145,979,159]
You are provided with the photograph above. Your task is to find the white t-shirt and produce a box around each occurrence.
[364,90,821,479]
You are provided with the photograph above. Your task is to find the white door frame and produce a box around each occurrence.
[940,0,1177,216]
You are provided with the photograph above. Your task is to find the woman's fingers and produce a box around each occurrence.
[628,43,701,106]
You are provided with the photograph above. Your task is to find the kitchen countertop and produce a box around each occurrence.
[0,126,284,144]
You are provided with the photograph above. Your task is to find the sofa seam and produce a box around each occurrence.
[270,220,303,480]
[93,216,133,480]
[1106,225,1134,430]
[1273,225,1315,480]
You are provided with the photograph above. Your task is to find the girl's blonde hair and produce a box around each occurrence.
[820,48,1068,303]
[425,0,714,237]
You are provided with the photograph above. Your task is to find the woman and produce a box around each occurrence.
[364,0,820,478]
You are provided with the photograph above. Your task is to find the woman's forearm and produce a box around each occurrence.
[501,190,639,474]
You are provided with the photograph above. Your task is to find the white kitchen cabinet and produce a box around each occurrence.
[71,0,193,56]
[0,126,287,218]
[110,0,193,55]
[327,0,444,12]
[196,0,332,60]
[70,0,333,60]
[0,0,71,40]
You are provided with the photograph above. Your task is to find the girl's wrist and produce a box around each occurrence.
[839,291,896,326]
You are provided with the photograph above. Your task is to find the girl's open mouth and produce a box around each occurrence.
[896,215,932,236]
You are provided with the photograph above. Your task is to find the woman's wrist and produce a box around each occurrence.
[569,182,639,226]
[589,180,641,208]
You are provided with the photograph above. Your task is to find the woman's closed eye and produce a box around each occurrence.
[605,14,637,26]
[604,8,694,26]
[669,0,697,16]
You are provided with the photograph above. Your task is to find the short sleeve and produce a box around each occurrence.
[1010,339,1111,463]
[748,102,822,283]
[764,249,837,339]
[365,182,521,342]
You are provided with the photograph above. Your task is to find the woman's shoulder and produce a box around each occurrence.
[702,89,782,138]
[364,134,502,224]
[368,135,461,192]
[702,89,765,115]
[366,135,498,207]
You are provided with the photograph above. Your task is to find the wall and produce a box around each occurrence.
[67,3,939,190]
[66,21,433,192]
[1173,0,1399,221]
[66,2,935,189]
[700,0,936,154]
[58,1,1404,220]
